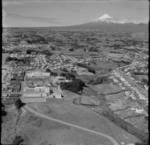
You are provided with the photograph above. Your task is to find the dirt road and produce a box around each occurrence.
[24,106,120,145]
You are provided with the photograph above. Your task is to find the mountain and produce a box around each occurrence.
[51,14,148,33]
[92,14,129,24]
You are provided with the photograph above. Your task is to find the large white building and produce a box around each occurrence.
[26,70,50,79]
[22,85,64,102]
[22,86,49,103]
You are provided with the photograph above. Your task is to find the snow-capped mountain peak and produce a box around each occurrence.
[93,14,128,24]
[93,14,115,23]
[88,14,148,25]
[98,14,112,20]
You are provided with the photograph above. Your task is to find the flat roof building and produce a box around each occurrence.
[25,70,50,80]
[22,86,49,103]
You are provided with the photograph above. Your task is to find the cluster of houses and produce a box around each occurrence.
[105,52,131,62]
[121,63,148,91]
[110,69,148,105]
[6,52,108,78]
[3,52,98,104]
[10,53,35,58]
[108,70,148,133]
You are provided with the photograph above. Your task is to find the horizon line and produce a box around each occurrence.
[3,22,148,28]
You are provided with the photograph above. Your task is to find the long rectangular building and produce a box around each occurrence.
[25,70,50,81]
[22,86,49,103]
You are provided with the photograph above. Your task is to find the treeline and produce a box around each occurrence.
[76,63,96,74]
[135,141,149,145]
[60,72,76,80]
[46,69,76,80]
[134,72,148,75]
[6,56,30,65]
[45,69,58,76]
[101,108,149,142]
[60,79,86,93]
[88,76,110,85]
[88,47,99,52]
[26,48,53,56]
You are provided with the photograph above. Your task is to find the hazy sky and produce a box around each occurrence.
[3,0,149,27]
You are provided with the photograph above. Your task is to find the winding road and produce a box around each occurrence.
[24,106,120,145]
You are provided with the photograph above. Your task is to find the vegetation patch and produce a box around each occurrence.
[60,79,86,93]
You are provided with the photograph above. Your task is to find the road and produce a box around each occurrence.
[115,61,147,96]
[116,69,147,96]
[24,106,120,145]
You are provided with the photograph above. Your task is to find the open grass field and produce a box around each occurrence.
[24,99,140,145]
[19,116,112,145]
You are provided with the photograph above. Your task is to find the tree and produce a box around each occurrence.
[26,49,31,54]
[2,109,7,116]
[46,68,52,73]
[1,103,7,116]
[6,56,13,62]
[69,48,74,51]
[60,79,86,93]
[60,68,68,72]
[60,72,76,80]
[88,67,96,74]
[76,63,96,74]
[14,99,25,110]
[46,69,58,76]
[141,78,148,85]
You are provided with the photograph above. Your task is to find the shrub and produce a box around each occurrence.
[72,97,81,105]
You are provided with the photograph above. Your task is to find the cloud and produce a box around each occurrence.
[4,12,59,24]
[133,18,149,24]
[124,16,149,24]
